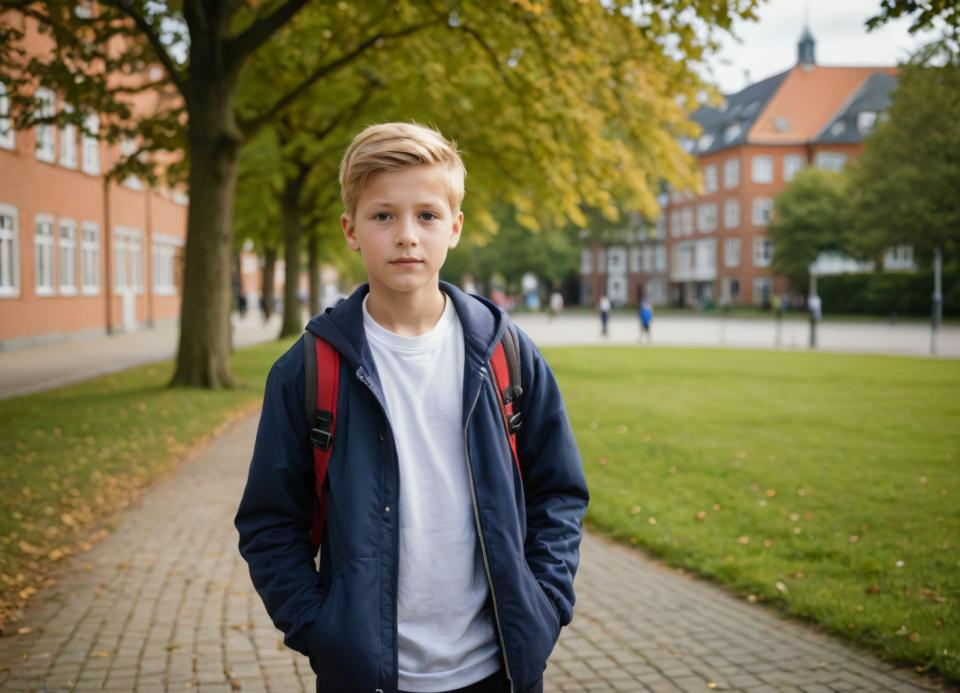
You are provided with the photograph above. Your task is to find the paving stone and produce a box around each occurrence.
[0,414,950,693]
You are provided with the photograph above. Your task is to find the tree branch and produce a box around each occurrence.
[101,1,187,96]
[238,16,443,139]
[225,0,310,64]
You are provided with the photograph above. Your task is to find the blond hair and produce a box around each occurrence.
[339,122,466,218]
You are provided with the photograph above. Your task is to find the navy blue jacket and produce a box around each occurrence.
[235,281,589,693]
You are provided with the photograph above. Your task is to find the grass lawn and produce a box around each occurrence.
[0,338,293,631]
[543,346,960,682]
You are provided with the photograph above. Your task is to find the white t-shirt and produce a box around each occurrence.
[362,293,500,692]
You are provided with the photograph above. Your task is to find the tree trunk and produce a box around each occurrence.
[308,233,321,316]
[262,246,277,320]
[279,172,308,338]
[170,127,241,388]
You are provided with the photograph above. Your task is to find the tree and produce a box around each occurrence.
[4,1,761,386]
[847,41,960,263]
[768,168,852,294]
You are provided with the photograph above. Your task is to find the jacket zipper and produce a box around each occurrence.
[464,367,515,692]
[357,368,401,693]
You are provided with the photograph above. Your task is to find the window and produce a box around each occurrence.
[34,87,56,163]
[723,122,742,143]
[654,246,666,272]
[120,138,143,190]
[724,238,741,267]
[724,199,740,229]
[58,219,77,293]
[669,211,680,238]
[753,277,773,306]
[81,222,99,294]
[597,248,606,273]
[773,116,790,133]
[35,215,55,294]
[81,113,99,175]
[0,82,14,150]
[654,215,666,240]
[815,151,847,172]
[751,155,773,184]
[113,227,143,292]
[752,197,774,226]
[723,158,739,189]
[703,165,717,194]
[753,237,773,267]
[642,246,653,272]
[681,208,694,235]
[857,111,878,135]
[580,249,592,274]
[697,132,714,151]
[607,247,626,273]
[645,279,666,303]
[697,203,718,233]
[696,238,716,272]
[784,154,805,182]
[0,204,19,297]
[629,247,641,273]
[59,104,77,169]
[674,243,694,273]
[153,235,182,295]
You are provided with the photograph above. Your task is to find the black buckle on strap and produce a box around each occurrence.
[310,410,333,451]
[508,411,523,433]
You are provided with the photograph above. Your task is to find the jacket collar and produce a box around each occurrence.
[305,281,508,375]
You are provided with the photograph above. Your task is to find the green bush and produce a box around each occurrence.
[818,270,960,317]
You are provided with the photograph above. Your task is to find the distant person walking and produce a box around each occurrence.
[638,299,653,342]
[548,291,564,321]
[599,295,611,337]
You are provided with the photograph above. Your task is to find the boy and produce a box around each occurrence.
[235,123,589,693]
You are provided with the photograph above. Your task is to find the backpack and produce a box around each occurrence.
[301,322,524,551]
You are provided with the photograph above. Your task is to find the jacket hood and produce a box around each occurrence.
[305,281,509,372]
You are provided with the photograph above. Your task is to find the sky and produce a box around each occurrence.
[704,0,940,94]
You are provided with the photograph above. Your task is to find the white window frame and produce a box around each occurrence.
[34,87,56,163]
[81,113,100,176]
[724,238,741,268]
[580,248,592,274]
[0,203,20,297]
[113,226,143,293]
[815,151,847,172]
[703,164,717,194]
[0,82,14,151]
[753,237,773,268]
[681,208,694,235]
[59,103,78,169]
[654,245,667,272]
[629,247,641,273]
[58,218,78,294]
[783,154,805,182]
[152,233,182,296]
[697,203,718,233]
[724,199,740,229]
[81,221,100,295]
[753,277,773,305]
[35,214,56,295]
[752,197,774,226]
[751,155,774,184]
[723,158,739,189]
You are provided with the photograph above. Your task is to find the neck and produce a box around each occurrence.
[365,281,446,337]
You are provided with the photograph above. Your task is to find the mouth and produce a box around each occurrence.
[389,258,424,265]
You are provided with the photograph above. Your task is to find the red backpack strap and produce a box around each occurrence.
[489,323,523,480]
[302,331,339,551]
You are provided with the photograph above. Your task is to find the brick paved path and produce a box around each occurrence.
[0,415,951,692]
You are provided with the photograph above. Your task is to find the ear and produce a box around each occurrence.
[341,213,361,251]
[448,210,464,249]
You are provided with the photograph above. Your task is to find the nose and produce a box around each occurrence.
[394,215,418,247]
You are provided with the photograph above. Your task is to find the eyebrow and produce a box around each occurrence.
[364,199,445,208]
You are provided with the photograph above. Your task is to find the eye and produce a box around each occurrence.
[374,212,391,222]
[419,212,438,221]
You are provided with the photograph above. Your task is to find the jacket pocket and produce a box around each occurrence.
[504,557,562,690]
[306,556,379,690]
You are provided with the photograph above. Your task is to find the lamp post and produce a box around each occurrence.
[808,269,820,349]
[932,246,943,356]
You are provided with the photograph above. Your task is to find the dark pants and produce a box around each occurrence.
[400,668,533,693]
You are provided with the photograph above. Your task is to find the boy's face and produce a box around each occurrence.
[341,165,463,300]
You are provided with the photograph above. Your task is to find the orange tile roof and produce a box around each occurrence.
[748,65,897,144]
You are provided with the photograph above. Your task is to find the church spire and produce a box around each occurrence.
[798,6,816,67]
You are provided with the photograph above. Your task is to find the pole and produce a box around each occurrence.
[808,271,818,349]
[932,246,942,355]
